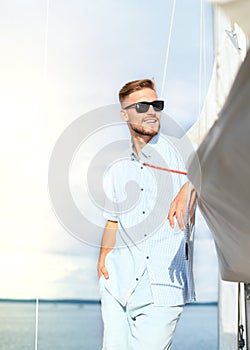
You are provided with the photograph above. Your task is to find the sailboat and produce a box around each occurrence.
[187,1,250,349]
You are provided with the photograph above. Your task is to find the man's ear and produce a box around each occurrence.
[120,109,128,122]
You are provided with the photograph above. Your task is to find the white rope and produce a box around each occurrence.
[35,2,50,348]
[203,5,207,102]
[43,0,50,81]
[203,3,207,132]
[160,0,176,99]
[35,297,39,350]
[198,0,207,141]
[198,0,204,117]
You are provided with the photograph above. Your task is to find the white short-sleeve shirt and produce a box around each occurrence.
[102,133,196,306]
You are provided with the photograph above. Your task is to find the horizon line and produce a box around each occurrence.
[0,298,218,306]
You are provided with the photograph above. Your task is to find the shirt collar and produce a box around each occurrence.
[130,133,160,160]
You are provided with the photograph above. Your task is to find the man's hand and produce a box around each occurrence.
[98,261,109,279]
[168,182,196,230]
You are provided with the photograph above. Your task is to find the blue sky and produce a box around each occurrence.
[0,0,218,301]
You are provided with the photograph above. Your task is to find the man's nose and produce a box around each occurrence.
[147,104,156,114]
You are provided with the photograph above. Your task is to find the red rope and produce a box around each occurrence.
[143,162,187,175]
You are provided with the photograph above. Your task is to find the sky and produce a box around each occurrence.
[0,0,218,302]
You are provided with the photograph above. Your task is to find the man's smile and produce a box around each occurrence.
[143,118,159,124]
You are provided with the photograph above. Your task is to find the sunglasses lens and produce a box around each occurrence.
[135,103,149,113]
[152,101,164,111]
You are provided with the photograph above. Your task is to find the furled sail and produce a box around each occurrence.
[188,48,250,282]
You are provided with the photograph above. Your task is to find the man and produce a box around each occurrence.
[98,79,196,349]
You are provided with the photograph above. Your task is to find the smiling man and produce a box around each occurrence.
[98,79,196,350]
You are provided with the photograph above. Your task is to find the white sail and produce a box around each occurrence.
[187,5,245,145]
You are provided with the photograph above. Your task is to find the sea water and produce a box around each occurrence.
[0,301,217,349]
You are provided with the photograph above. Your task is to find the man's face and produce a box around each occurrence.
[121,88,161,137]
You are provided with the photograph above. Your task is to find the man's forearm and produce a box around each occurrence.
[167,181,197,230]
[98,220,118,278]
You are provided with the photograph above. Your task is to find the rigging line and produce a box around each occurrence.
[198,0,204,116]
[43,0,50,81]
[143,162,187,175]
[160,0,176,99]
[35,297,39,350]
[198,0,204,141]
[35,2,50,347]
[203,2,207,132]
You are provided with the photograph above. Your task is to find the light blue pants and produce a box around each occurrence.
[99,270,183,350]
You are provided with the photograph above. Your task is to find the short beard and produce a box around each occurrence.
[130,123,160,137]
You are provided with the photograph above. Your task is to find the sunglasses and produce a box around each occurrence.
[123,100,164,113]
